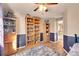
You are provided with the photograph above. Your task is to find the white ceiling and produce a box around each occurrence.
[2,3,65,18]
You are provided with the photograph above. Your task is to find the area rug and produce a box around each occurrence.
[13,45,61,56]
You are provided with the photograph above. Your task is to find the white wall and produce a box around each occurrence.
[14,12,26,34]
[49,18,55,33]
[0,4,4,55]
[18,16,25,34]
[40,18,45,33]
[64,4,79,36]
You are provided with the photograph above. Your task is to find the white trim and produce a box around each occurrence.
[64,34,79,37]
[64,49,69,56]
[17,46,26,49]
[49,40,58,43]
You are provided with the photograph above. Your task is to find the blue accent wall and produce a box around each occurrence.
[0,45,4,56]
[63,35,70,52]
[40,33,43,41]
[76,37,79,43]
[67,36,75,47]
[17,34,26,48]
[0,46,1,56]
[50,33,54,41]
[63,35,76,52]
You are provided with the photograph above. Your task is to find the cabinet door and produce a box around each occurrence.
[8,42,16,55]
[4,43,9,55]
[4,42,17,55]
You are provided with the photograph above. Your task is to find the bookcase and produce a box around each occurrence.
[34,17,40,43]
[3,17,16,34]
[25,14,40,45]
[27,15,34,44]
[3,12,17,55]
[45,20,50,41]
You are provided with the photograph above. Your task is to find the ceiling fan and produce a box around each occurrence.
[34,3,58,12]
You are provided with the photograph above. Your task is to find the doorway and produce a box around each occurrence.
[56,19,63,46]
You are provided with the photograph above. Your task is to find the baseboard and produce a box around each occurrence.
[17,46,26,49]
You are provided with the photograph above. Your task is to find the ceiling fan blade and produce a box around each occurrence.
[47,3,58,5]
[34,6,39,11]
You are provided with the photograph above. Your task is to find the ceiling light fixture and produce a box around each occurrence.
[38,4,47,12]
[34,3,58,12]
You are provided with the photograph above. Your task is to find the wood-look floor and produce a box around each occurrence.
[11,40,67,56]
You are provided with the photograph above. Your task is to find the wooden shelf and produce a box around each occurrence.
[46,22,50,40]
[3,17,16,20]
[26,15,40,44]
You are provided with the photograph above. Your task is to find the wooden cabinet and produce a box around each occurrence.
[3,17,17,56]
[4,32,17,56]
[4,42,15,55]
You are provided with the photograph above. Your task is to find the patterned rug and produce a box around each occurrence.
[12,45,63,56]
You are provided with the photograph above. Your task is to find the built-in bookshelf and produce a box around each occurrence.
[26,14,40,45]
[3,11,17,56]
[3,17,16,34]
[27,16,34,43]
[34,18,40,43]
[45,20,49,41]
